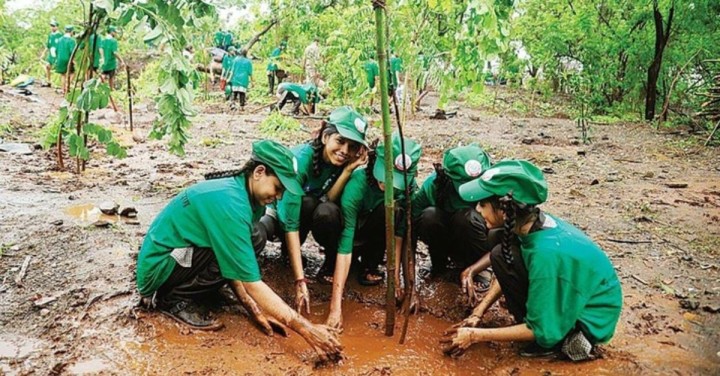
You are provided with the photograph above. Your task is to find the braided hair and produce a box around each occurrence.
[482,194,541,264]
[310,121,339,177]
[204,159,276,180]
[432,163,455,209]
[365,138,380,187]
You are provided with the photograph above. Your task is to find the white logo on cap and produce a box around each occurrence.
[464,160,483,177]
[354,118,367,134]
[394,154,413,171]
[292,157,298,174]
[481,167,500,181]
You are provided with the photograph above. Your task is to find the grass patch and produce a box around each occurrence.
[258,111,302,141]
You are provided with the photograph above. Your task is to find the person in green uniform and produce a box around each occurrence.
[220,46,236,99]
[136,140,342,361]
[274,82,321,115]
[222,30,234,51]
[213,30,226,49]
[256,106,368,314]
[227,49,253,110]
[99,26,124,90]
[40,21,62,87]
[389,50,403,92]
[77,31,103,74]
[55,25,77,94]
[325,133,422,329]
[363,53,379,108]
[266,39,287,95]
[441,160,623,361]
[412,145,501,301]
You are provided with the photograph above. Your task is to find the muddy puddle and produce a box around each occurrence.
[63,203,138,226]
[122,301,650,375]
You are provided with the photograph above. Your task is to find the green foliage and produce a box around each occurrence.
[258,111,302,141]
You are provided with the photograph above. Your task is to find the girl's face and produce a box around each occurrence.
[476,201,505,229]
[323,133,361,166]
[250,165,285,205]
[377,181,385,191]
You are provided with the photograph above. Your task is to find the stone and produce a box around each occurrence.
[0,143,33,155]
[98,201,119,215]
[119,207,138,218]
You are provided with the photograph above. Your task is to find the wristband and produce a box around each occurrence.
[295,277,308,286]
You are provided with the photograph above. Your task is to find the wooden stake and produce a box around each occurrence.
[14,256,31,286]
[126,66,134,132]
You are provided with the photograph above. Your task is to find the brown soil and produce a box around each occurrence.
[0,85,719,375]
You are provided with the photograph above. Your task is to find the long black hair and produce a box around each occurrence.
[432,163,455,209]
[204,159,276,180]
[481,194,540,264]
[364,138,380,187]
[310,121,339,177]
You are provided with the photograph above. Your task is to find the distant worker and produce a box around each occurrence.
[100,26,124,89]
[267,39,287,95]
[273,82,320,116]
[302,38,321,86]
[54,25,77,95]
[40,20,62,88]
[363,53,379,108]
[228,49,253,111]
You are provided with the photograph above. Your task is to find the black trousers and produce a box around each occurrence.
[255,196,343,269]
[267,72,276,94]
[415,207,502,272]
[489,242,528,323]
[277,91,303,114]
[232,91,246,106]
[156,248,226,306]
[352,205,406,271]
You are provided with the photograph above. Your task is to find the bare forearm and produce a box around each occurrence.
[239,280,304,328]
[285,231,305,281]
[329,253,352,312]
[468,324,535,343]
[473,278,502,315]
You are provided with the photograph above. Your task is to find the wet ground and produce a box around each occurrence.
[1,85,719,375]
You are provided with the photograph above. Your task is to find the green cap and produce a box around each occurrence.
[327,106,368,147]
[251,140,303,196]
[442,144,492,192]
[50,21,59,27]
[372,133,422,190]
[458,160,548,205]
[64,25,74,32]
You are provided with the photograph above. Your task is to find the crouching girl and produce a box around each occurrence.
[441,160,622,361]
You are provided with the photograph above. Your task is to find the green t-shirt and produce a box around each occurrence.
[214,31,225,48]
[221,54,234,77]
[275,143,343,232]
[278,82,319,104]
[364,60,379,88]
[54,34,76,73]
[223,32,234,47]
[229,56,253,88]
[337,168,413,254]
[411,172,473,219]
[100,35,119,71]
[136,175,265,296]
[390,56,403,87]
[520,215,623,348]
[267,47,282,71]
[78,34,103,69]
[46,31,62,64]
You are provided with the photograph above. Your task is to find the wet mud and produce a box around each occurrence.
[1,85,719,375]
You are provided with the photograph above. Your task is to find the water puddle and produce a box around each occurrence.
[63,203,137,226]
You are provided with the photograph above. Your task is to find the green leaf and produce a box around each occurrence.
[144,26,163,44]
[106,142,127,158]
[68,134,89,160]
[93,0,114,11]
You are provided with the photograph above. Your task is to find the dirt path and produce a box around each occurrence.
[0,86,718,375]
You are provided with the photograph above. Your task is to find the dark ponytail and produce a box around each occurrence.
[433,163,454,209]
[365,138,380,188]
[310,121,339,177]
[204,159,276,180]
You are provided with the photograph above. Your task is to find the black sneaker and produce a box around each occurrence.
[519,342,560,358]
[158,299,224,331]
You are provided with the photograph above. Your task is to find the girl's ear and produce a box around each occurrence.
[253,165,266,179]
[321,132,330,145]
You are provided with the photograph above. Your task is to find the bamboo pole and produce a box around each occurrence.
[126,66,134,131]
[373,0,396,337]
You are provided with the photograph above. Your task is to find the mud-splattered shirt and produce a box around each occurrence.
[337,168,414,255]
[520,215,622,348]
[136,176,265,295]
[275,143,343,232]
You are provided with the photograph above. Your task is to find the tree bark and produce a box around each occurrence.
[645,0,675,121]
[242,19,278,53]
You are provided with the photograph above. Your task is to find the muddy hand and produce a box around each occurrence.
[440,327,473,358]
[451,313,482,330]
[325,310,344,332]
[460,268,478,306]
[295,281,311,315]
[267,316,289,337]
[306,324,343,363]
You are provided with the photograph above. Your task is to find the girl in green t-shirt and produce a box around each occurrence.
[441,160,622,362]
[412,144,501,303]
[256,106,368,315]
[137,140,342,363]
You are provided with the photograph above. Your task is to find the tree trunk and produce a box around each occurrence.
[242,19,278,53]
[645,0,675,121]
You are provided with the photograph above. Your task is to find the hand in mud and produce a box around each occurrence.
[452,313,482,330]
[255,312,289,337]
[460,267,478,307]
[295,281,311,315]
[397,288,420,315]
[440,327,475,358]
[325,309,344,332]
[302,323,344,364]
[345,147,368,172]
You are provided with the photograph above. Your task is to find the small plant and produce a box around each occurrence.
[258,111,302,141]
